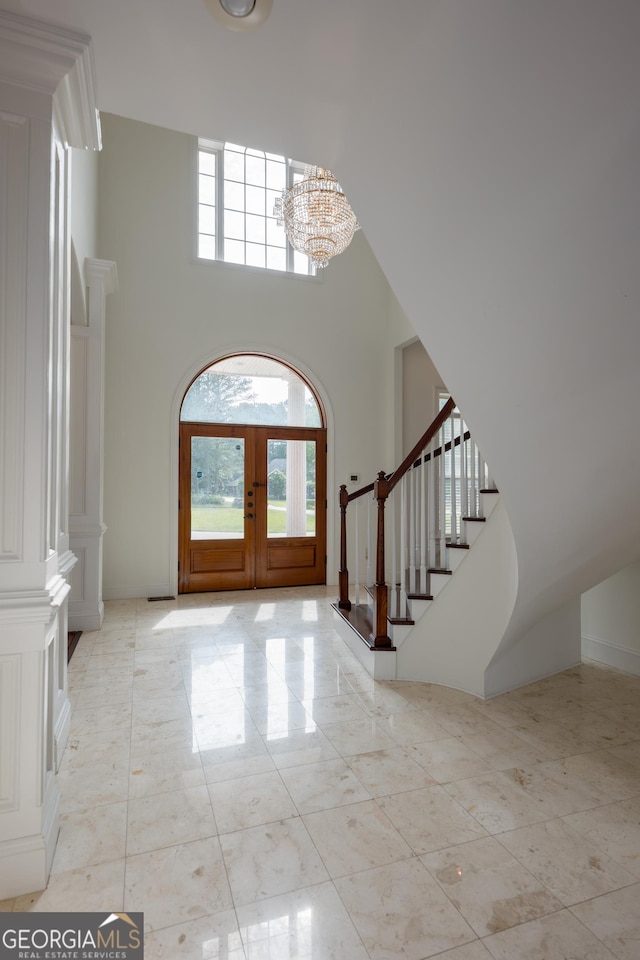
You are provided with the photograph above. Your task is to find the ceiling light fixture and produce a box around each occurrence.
[221,0,255,15]
[203,0,272,31]
[274,166,360,269]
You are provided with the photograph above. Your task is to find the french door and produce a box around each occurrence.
[179,422,326,592]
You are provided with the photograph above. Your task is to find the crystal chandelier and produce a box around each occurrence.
[274,166,359,268]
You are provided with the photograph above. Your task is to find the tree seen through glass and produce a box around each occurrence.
[184,357,322,540]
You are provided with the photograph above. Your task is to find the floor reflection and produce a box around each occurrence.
[6,586,640,960]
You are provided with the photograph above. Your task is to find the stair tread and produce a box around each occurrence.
[462,516,486,522]
[407,593,433,601]
[428,567,452,575]
[332,601,371,635]
[331,603,396,651]
[448,543,470,550]
[388,617,415,626]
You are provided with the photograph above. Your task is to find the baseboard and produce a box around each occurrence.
[103,582,173,601]
[0,834,48,899]
[68,607,103,631]
[0,783,59,899]
[54,695,72,771]
[42,776,61,880]
[582,634,640,677]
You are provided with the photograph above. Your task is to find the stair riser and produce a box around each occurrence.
[446,549,467,573]
[430,572,452,597]
[332,610,397,680]
[480,490,499,518]
[463,520,485,545]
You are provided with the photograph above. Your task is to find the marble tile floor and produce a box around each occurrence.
[3,586,640,959]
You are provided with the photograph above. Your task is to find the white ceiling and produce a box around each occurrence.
[8,0,640,653]
[15,0,412,169]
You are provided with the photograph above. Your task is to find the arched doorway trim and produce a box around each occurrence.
[169,345,336,597]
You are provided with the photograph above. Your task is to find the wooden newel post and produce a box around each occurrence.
[370,471,393,648]
[338,484,351,611]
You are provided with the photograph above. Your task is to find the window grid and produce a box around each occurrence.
[198,140,314,276]
[197,149,216,261]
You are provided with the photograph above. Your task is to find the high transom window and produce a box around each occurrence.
[197,139,315,276]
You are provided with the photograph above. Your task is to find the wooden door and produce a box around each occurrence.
[179,422,326,592]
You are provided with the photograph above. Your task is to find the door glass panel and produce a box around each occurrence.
[181,354,322,427]
[267,439,316,538]
[191,436,245,539]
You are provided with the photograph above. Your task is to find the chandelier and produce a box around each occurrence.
[274,166,359,268]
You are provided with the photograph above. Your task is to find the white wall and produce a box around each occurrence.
[402,339,446,456]
[98,114,401,599]
[21,0,640,690]
[71,146,99,268]
[582,563,640,675]
[485,599,582,698]
[395,498,518,697]
[336,1,640,670]
[69,147,99,326]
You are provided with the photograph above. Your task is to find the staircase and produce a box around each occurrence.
[331,399,506,692]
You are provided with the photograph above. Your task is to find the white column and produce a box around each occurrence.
[69,259,117,631]
[0,11,100,898]
[286,378,307,537]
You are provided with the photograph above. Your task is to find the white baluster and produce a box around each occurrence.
[420,447,427,593]
[428,439,436,569]
[367,493,373,586]
[354,498,360,607]
[400,473,408,606]
[460,419,468,535]
[485,462,495,491]
[390,485,397,618]
[478,448,487,492]
[439,425,446,566]
[450,411,458,545]
[475,443,483,518]
[408,466,416,597]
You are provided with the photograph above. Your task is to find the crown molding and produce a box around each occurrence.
[0,10,101,150]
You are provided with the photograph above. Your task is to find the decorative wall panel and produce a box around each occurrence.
[0,112,28,562]
[69,331,88,517]
[0,654,20,814]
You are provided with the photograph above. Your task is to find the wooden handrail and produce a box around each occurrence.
[346,433,469,507]
[387,396,455,495]
[346,480,376,503]
[337,395,465,646]
[414,428,471,469]
[345,398,457,505]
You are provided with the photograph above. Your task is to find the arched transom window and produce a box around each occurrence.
[181,354,323,428]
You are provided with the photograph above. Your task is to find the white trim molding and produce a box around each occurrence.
[0,10,99,898]
[0,10,100,149]
[582,633,640,677]
[168,343,337,600]
[69,259,117,631]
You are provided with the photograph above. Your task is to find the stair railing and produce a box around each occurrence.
[338,397,492,648]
